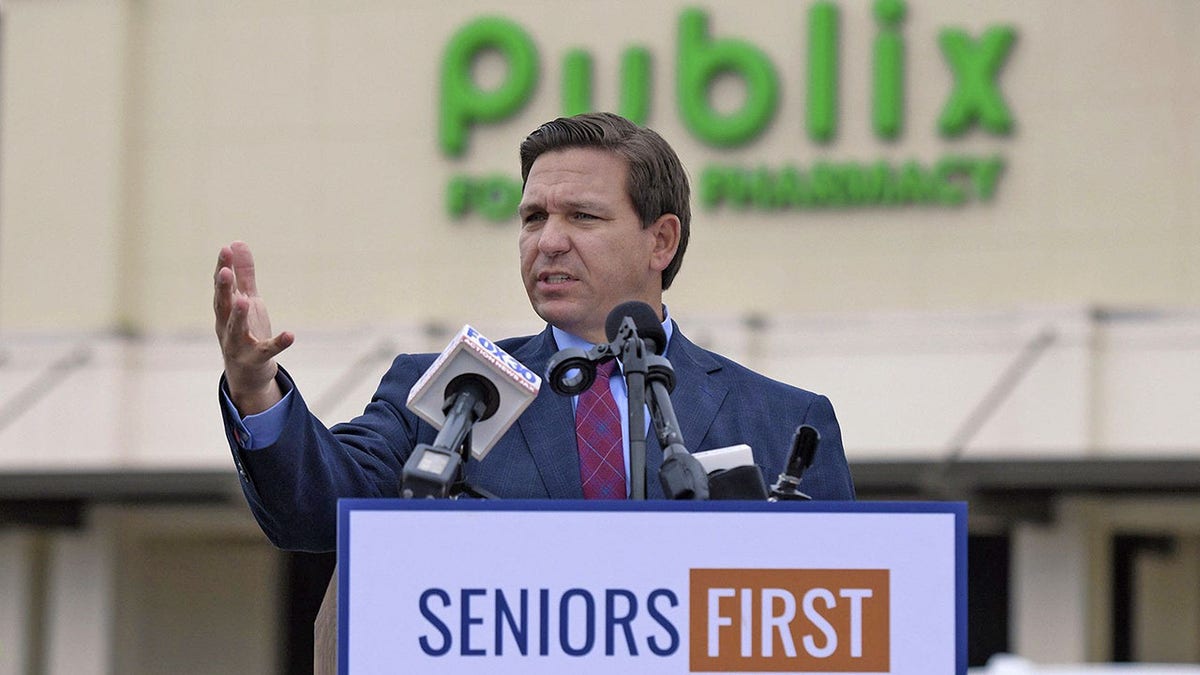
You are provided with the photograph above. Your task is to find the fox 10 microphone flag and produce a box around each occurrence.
[406,325,541,459]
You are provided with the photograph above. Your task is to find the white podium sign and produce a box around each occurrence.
[337,500,966,675]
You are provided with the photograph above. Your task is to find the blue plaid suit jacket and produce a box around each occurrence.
[222,325,855,551]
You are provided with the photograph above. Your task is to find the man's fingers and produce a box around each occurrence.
[215,243,288,401]
[238,331,291,367]
[226,295,271,355]
[229,241,259,296]
[223,296,291,355]
[214,245,232,282]
[213,266,236,324]
[213,245,232,318]
[215,242,288,373]
[263,331,295,360]
[220,294,247,351]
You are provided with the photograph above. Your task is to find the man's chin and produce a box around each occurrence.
[533,304,578,329]
[531,301,594,338]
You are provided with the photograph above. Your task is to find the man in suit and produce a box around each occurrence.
[215,112,854,552]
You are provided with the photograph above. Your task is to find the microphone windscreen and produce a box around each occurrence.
[707,465,770,500]
[406,325,541,460]
[605,301,667,354]
[787,425,821,477]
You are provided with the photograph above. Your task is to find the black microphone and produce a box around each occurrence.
[401,374,501,499]
[432,374,500,453]
[769,425,819,501]
[606,301,708,500]
[605,300,666,355]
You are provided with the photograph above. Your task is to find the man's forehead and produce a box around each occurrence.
[519,150,629,210]
[526,147,627,181]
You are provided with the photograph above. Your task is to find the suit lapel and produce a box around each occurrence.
[512,328,585,498]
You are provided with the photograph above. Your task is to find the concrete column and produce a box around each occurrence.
[42,528,115,675]
[1011,512,1091,663]
[0,531,35,675]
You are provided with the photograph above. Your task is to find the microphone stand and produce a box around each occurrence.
[616,328,649,501]
[608,316,707,500]
[547,313,706,500]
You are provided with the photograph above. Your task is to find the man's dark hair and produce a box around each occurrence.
[519,112,690,291]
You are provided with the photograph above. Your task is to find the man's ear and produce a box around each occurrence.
[647,213,681,273]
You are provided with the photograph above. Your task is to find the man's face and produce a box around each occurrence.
[518,147,678,343]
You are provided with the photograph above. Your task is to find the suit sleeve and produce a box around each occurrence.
[219,358,431,552]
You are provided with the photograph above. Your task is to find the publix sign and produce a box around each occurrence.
[440,0,1016,221]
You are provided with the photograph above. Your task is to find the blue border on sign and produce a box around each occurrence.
[336,499,968,675]
[955,501,969,675]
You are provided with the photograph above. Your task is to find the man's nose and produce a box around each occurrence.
[537,217,571,256]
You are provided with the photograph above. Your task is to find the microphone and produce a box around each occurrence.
[401,325,541,498]
[605,300,666,355]
[406,325,541,460]
[769,425,819,501]
[607,301,708,500]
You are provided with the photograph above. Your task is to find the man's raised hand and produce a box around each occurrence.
[213,241,294,415]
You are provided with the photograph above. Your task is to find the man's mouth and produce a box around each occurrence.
[540,273,575,284]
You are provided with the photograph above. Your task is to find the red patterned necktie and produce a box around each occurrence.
[575,360,627,499]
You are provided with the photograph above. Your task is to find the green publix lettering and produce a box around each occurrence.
[440,0,1017,220]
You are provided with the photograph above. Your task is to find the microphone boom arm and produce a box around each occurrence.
[644,355,709,500]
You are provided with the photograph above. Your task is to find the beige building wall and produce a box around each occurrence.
[0,0,130,330]
[2,0,1198,335]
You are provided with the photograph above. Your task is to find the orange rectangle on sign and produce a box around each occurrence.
[689,568,890,672]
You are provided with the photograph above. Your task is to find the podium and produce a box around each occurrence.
[315,500,965,674]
